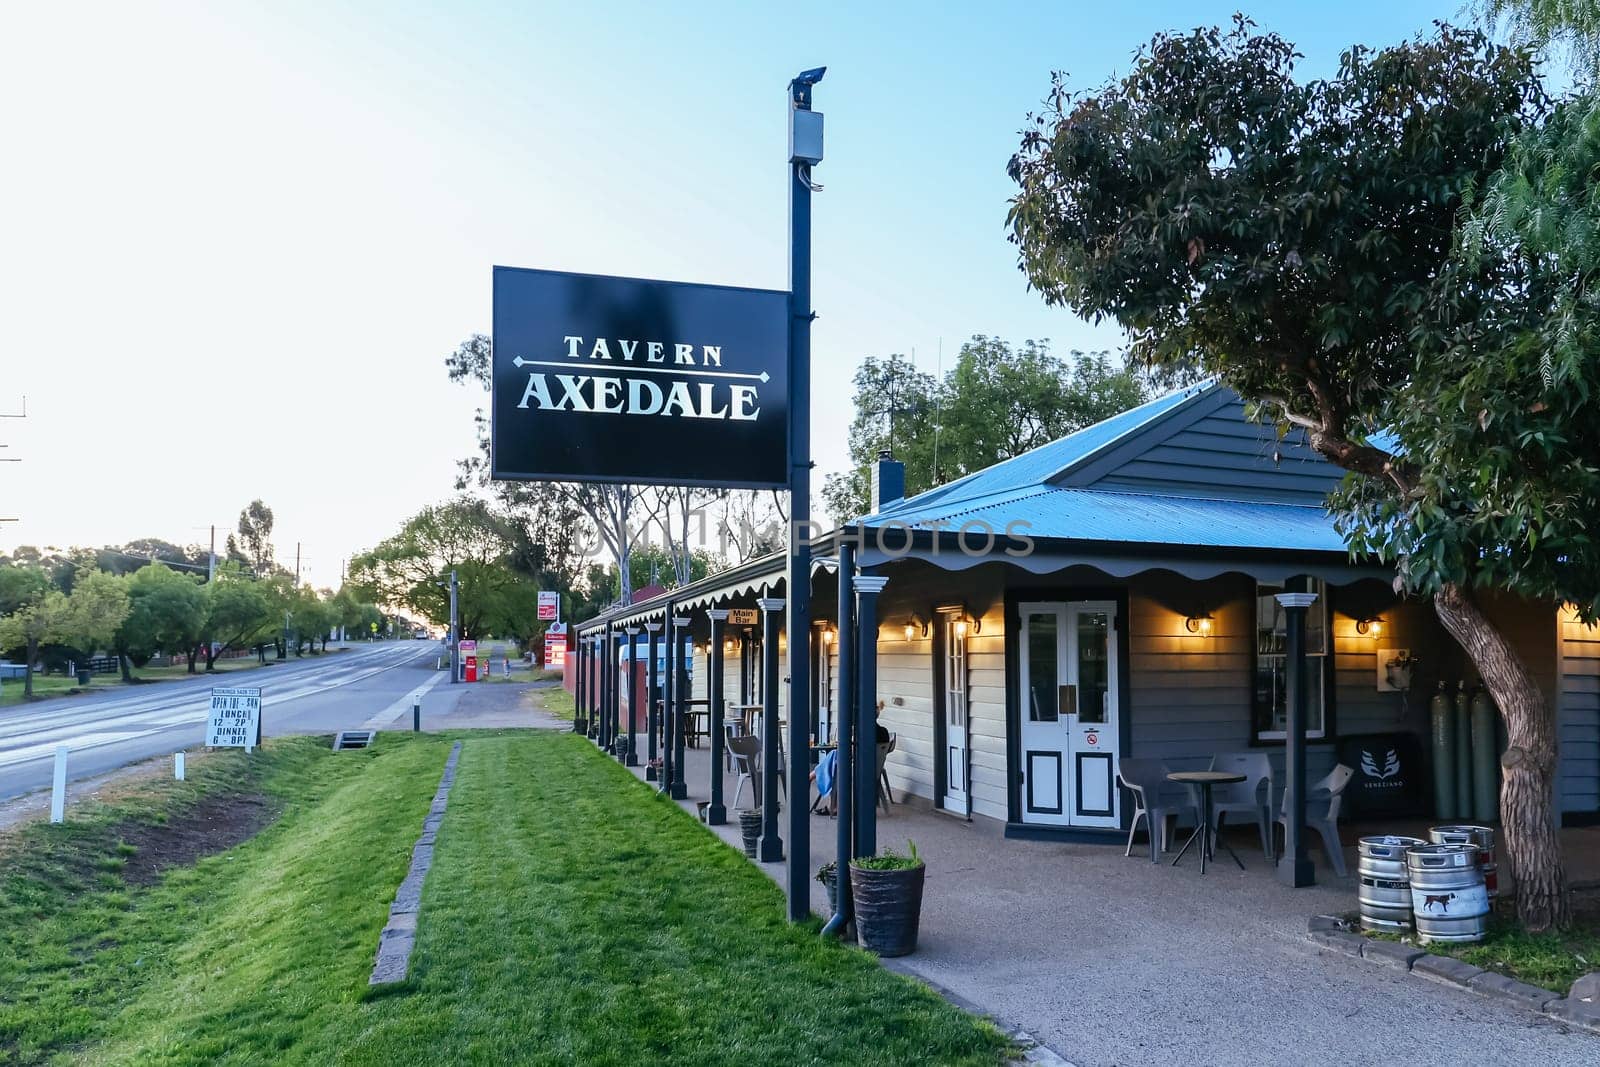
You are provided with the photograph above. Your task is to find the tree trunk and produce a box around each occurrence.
[1433,583,1569,930]
[186,649,197,675]
[203,642,217,672]
[119,652,133,683]
[24,638,36,699]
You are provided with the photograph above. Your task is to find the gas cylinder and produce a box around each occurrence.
[1454,683,1473,819]
[1430,682,1457,819]
[1471,689,1498,823]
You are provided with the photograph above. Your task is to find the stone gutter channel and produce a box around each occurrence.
[370,740,463,986]
[1307,914,1600,1035]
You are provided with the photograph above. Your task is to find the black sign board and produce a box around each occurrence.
[491,266,790,488]
[1335,732,1428,819]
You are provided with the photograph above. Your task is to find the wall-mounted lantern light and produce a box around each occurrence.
[1185,612,1215,637]
[821,626,835,645]
[903,616,928,642]
[1355,616,1384,638]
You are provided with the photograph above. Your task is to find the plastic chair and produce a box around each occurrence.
[1208,752,1275,861]
[1116,757,1195,862]
[1276,763,1356,876]
[727,733,762,809]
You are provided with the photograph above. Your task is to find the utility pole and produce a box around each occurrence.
[207,525,216,583]
[294,542,302,587]
[449,569,460,683]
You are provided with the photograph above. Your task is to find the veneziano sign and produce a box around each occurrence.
[491,266,789,488]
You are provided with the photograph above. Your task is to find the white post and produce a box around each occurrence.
[174,751,186,780]
[50,745,68,823]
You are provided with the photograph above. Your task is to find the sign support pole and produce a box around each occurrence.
[784,66,822,924]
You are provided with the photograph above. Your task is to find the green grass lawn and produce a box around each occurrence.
[1,732,1009,1065]
[1361,907,1600,993]
[535,685,575,722]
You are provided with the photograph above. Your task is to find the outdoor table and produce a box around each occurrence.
[732,702,764,733]
[683,699,709,747]
[1167,770,1247,874]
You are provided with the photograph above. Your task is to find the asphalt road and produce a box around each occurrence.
[0,641,465,801]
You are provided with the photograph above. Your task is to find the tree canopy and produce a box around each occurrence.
[1007,15,1579,929]
[823,337,1145,519]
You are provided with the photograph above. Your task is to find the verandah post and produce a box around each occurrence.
[587,635,600,741]
[853,575,887,860]
[574,633,586,734]
[1277,580,1318,888]
[661,601,676,796]
[707,610,729,825]
[599,628,612,752]
[624,627,641,765]
[645,622,662,782]
[833,541,857,924]
[758,596,785,862]
[671,616,691,800]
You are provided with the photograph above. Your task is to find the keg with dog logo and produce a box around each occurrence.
[1405,844,1488,943]
[1357,835,1426,933]
[1429,825,1497,900]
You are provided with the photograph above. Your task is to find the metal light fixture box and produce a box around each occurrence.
[790,108,824,165]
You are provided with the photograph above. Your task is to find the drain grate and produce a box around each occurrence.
[333,730,376,751]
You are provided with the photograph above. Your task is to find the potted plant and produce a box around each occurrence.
[816,860,839,912]
[850,840,925,957]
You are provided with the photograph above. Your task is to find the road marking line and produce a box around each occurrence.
[363,671,449,729]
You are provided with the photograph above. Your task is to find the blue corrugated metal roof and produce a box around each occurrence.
[857,379,1350,554]
[882,485,1345,553]
[864,382,1216,524]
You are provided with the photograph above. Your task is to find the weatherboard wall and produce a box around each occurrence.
[1559,606,1600,818]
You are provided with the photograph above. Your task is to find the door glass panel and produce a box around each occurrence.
[1076,610,1109,723]
[1026,612,1058,722]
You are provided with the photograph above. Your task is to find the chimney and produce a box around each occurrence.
[871,449,905,513]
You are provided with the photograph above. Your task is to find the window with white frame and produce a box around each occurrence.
[1253,579,1328,741]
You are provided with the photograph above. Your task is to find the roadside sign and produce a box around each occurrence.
[206,687,263,751]
[728,608,759,627]
[544,632,567,669]
[537,591,560,621]
[460,639,478,683]
[491,266,790,489]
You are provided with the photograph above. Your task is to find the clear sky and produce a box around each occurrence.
[0,0,1461,577]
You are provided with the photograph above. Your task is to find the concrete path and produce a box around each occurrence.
[626,739,1598,1066]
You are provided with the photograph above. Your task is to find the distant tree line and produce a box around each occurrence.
[0,500,388,700]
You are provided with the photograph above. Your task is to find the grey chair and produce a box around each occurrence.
[1208,752,1275,861]
[876,733,897,813]
[1276,763,1356,876]
[727,731,785,810]
[1116,757,1195,863]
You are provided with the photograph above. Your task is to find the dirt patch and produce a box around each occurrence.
[115,792,277,886]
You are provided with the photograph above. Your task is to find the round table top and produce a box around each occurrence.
[1166,770,1247,785]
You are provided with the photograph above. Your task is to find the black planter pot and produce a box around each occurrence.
[738,809,762,859]
[850,863,925,957]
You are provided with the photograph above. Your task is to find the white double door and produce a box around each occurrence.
[1017,601,1120,829]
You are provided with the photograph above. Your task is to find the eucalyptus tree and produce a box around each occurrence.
[1007,19,1580,928]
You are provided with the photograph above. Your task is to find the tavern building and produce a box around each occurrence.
[570,381,1599,856]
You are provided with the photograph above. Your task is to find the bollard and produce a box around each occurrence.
[174,751,186,781]
[50,745,68,823]
[413,701,420,733]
